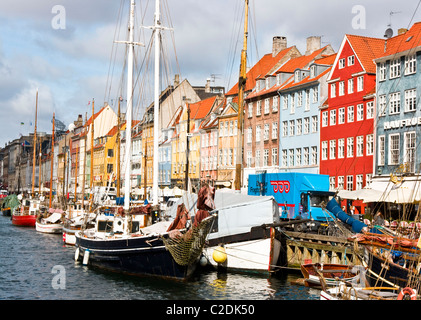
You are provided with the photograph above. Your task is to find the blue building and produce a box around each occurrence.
[373,24,421,190]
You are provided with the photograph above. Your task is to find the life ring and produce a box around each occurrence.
[397,287,417,300]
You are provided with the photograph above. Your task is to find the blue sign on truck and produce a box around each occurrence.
[248,172,336,232]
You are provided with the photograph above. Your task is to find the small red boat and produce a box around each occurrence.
[12,214,37,227]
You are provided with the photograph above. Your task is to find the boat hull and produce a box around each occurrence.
[203,227,281,273]
[75,233,196,280]
[300,263,359,288]
[35,222,63,234]
[2,208,11,216]
[12,214,36,227]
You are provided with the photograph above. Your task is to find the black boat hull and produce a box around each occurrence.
[75,234,196,280]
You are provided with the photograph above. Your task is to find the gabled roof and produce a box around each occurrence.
[345,35,386,73]
[280,66,333,91]
[376,22,421,60]
[276,46,329,73]
[189,96,218,120]
[226,46,297,96]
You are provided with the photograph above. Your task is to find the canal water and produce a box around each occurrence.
[0,215,319,301]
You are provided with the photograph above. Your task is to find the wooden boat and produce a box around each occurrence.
[320,284,399,300]
[11,197,40,227]
[1,194,19,217]
[35,208,64,234]
[300,263,360,288]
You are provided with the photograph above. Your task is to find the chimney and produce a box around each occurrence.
[398,28,408,35]
[205,78,211,93]
[305,36,321,55]
[174,74,180,86]
[272,36,287,57]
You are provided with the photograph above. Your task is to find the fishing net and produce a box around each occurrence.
[161,215,215,266]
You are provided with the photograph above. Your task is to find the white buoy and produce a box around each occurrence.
[199,255,208,267]
[82,249,90,265]
[74,248,80,262]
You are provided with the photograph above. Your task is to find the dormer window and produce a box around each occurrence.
[294,70,300,83]
[265,78,270,90]
[310,65,316,78]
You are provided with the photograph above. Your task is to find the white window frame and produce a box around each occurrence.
[357,76,364,92]
[357,135,364,157]
[357,104,364,121]
[379,63,386,81]
[404,88,417,112]
[347,137,354,158]
[366,134,374,156]
[390,59,401,79]
[346,175,353,191]
[378,135,385,166]
[389,92,401,115]
[347,106,354,122]
[338,138,345,159]
[388,133,400,165]
[338,107,345,124]
[322,141,328,160]
[405,54,416,75]
[256,125,261,142]
[322,111,328,127]
[339,81,345,96]
[366,101,374,119]
[330,139,336,160]
[348,78,354,94]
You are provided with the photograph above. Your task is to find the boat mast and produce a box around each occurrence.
[32,89,38,197]
[89,99,94,211]
[116,97,121,198]
[152,0,160,206]
[49,113,55,208]
[123,0,135,211]
[234,0,248,192]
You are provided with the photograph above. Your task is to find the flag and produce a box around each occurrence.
[22,140,30,147]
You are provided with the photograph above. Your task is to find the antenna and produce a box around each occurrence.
[388,11,402,27]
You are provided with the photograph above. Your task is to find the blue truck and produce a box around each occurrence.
[248,172,336,233]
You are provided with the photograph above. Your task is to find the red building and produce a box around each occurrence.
[320,34,385,214]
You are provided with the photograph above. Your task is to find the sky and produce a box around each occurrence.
[1,0,421,148]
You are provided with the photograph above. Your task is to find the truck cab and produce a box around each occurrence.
[248,172,335,233]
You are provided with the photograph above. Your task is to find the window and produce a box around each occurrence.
[248,103,253,118]
[366,102,374,119]
[255,150,261,167]
[107,149,114,157]
[347,175,353,191]
[296,119,302,135]
[331,83,336,98]
[290,94,295,113]
[405,54,416,75]
[246,151,252,167]
[264,124,270,141]
[305,89,310,111]
[289,149,295,167]
[264,98,270,114]
[296,148,302,166]
[313,87,318,103]
[347,106,354,122]
[256,100,262,116]
[304,117,310,134]
[311,146,317,165]
[107,163,113,173]
[390,59,401,79]
[378,135,385,166]
[389,133,400,165]
[322,111,328,127]
[366,134,374,156]
[339,58,345,69]
[348,55,355,66]
[366,174,372,188]
[338,138,345,158]
[289,120,295,136]
[338,176,344,190]
[357,76,364,92]
[389,92,401,114]
[322,141,328,160]
[272,148,278,166]
[282,121,288,137]
[357,104,364,121]
[256,125,261,142]
[229,121,234,135]
[347,137,354,157]
[272,96,278,112]
[379,95,387,116]
[272,122,278,140]
[348,78,354,94]
[404,132,416,173]
[339,81,345,96]
[282,150,288,167]
[356,175,363,190]
[247,127,252,143]
[297,91,303,107]
[330,139,336,159]
[329,177,336,190]
[283,95,288,110]
[338,107,345,124]
[357,136,364,157]
[310,65,317,78]
[303,147,309,165]
[330,109,336,126]
[379,63,386,81]
[405,89,417,112]
[263,149,269,166]
[311,116,318,133]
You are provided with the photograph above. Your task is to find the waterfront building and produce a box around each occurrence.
[320,34,386,214]
[277,41,335,175]
[373,23,421,193]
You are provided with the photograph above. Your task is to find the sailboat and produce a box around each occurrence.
[74,0,215,280]
[12,90,42,227]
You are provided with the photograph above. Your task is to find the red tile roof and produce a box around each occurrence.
[345,35,386,73]
[276,46,328,73]
[189,96,218,120]
[226,46,296,96]
[377,22,421,59]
